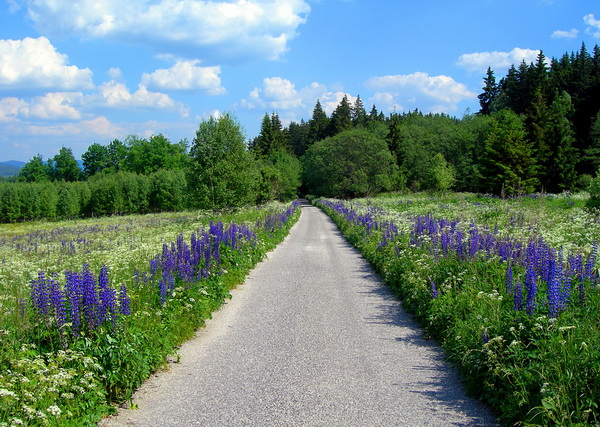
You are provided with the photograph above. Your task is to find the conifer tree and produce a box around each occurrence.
[547,91,578,192]
[329,95,353,135]
[308,100,330,144]
[351,95,368,127]
[481,110,538,195]
[478,67,499,115]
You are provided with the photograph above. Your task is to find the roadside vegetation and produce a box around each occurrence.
[314,192,599,426]
[0,201,300,425]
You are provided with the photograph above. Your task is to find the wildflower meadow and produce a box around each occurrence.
[0,201,300,426]
[314,193,600,426]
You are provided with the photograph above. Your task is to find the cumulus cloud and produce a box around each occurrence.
[456,47,541,73]
[20,0,311,63]
[584,14,600,38]
[365,72,476,114]
[91,81,190,117]
[0,93,83,121]
[0,36,94,90]
[240,77,355,123]
[141,60,226,94]
[551,29,579,39]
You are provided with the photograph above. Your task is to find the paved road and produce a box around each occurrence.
[100,201,497,426]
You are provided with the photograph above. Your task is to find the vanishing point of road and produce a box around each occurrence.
[100,201,497,426]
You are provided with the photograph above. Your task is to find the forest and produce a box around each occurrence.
[1,43,600,222]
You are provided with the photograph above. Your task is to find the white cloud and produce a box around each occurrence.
[141,60,225,94]
[551,29,579,39]
[240,77,355,123]
[107,67,123,80]
[584,14,600,38]
[0,93,83,121]
[365,72,476,114]
[21,0,311,63]
[28,92,83,120]
[456,47,541,73]
[91,81,190,117]
[25,116,123,138]
[0,97,29,123]
[0,36,94,90]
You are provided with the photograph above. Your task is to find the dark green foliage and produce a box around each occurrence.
[329,95,353,135]
[478,67,499,115]
[301,129,398,197]
[49,147,81,182]
[308,99,330,145]
[257,149,301,202]
[123,134,189,175]
[189,113,259,209]
[351,95,368,128]
[546,92,578,192]
[18,154,51,183]
[149,169,188,212]
[250,112,289,156]
[481,110,538,195]
[82,143,110,177]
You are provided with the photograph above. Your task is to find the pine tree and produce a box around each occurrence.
[308,100,330,145]
[351,95,368,127]
[478,67,499,115]
[329,95,352,135]
[481,110,538,195]
[547,91,578,192]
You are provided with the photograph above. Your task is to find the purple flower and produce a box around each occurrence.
[119,283,131,316]
[430,278,439,299]
[525,264,537,316]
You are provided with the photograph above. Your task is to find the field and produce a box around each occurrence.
[314,192,600,426]
[0,201,300,426]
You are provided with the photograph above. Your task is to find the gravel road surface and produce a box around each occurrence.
[100,201,497,426]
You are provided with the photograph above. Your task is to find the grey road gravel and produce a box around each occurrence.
[100,201,498,426]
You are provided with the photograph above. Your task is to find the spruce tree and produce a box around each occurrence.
[308,100,330,145]
[547,91,578,192]
[351,95,368,127]
[478,67,499,115]
[329,95,353,135]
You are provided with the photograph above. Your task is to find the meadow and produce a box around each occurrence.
[0,201,300,426]
[314,192,600,426]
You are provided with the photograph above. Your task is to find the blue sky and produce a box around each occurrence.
[1,0,599,162]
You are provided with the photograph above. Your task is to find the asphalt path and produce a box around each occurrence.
[100,201,497,426]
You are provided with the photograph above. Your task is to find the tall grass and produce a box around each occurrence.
[314,193,600,426]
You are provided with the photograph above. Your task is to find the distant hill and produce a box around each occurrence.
[0,161,25,178]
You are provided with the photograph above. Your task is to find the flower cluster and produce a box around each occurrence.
[317,198,599,318]
[30,264,130,339]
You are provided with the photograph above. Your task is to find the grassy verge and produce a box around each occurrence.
[0,201,301,426]
[312,193,599,426]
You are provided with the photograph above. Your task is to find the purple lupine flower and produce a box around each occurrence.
[31,271,50,318]
[482,329,489,344]
[513,279,523,311]
[547,256,560,318]
[48,273,67,329]
[150,259,158,277]
[65,270,82,336]
[525,264,537,315]
[159,279,167,305]
[506,264,514,294]
[119,283,131,316]
[82,264,99,330]
[430,278,439,299]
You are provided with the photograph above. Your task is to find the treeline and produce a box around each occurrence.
[0,115,300,222]
[2,43,599,221]
[282,43,600,196]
